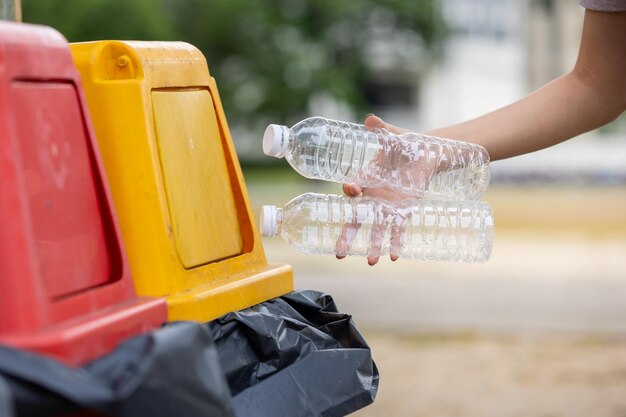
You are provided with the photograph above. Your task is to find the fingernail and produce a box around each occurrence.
[391,255,399,261]
[365,113,376,119]
[350,185,359,195]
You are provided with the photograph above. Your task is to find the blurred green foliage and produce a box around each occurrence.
[23,0,446,129]
[23,0,176,41]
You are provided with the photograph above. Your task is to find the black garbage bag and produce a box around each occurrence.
[209,290,379,417]
[0,322,234,417]
[0,374,15,417]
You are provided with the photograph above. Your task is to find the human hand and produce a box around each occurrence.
[336,114,417,265]
[342,114,410,198]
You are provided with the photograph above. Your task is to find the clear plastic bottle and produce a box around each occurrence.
[263,117,491,201]
[260,193,494,263]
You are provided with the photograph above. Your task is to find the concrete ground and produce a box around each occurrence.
[354,332,626,417]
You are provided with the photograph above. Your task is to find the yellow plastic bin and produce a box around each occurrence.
[70,41,293,322]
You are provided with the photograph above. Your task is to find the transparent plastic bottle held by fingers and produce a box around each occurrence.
[263,117,491,201]
[260,193,494,263]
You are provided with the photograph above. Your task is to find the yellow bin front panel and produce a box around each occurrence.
[70,41,293,322]
[152,89,242,268]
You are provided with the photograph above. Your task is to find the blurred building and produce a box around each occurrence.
[378,0,584,130]
[526,0,583,90]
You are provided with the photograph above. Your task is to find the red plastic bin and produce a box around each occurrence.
[0,21,167,366]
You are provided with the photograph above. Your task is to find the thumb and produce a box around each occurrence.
[364,114,409,135]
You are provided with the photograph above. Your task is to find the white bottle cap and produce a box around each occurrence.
[260,205,278,236]
[263,124,290,157]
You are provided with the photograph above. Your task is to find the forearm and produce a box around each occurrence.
[426,70,623,161]
[427,10,626,162]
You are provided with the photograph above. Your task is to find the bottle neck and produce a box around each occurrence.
[275,129,293,158]
[274,207,284,235]
[261,206,284,237]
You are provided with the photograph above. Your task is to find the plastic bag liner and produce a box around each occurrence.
[0,290,378,417]
[0,322,235,417]
[0,374,15,417]
[208,290,379,417]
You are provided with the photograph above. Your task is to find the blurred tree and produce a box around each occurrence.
[22,0,176,41]
[23,0,446,130]
[168,0,447,129]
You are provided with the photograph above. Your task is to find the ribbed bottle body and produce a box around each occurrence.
[277,193,493,263]
[282,117,490,201]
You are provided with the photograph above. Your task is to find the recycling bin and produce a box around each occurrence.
[70,41,293,322]
[0,21,167,366]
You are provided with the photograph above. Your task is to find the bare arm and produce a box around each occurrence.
[366,10,626,161]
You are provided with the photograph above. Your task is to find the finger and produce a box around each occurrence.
[336,220,359,258]
[364,114,409,135]
[368,223,384,262]
[342,183,362,197]
[362,186,406,203]
[390,221,402,261]
[335,225,348,259]
[367,204,388,266]
[390,206,410,261]
[335,199,361,259]
[364,114,386,129]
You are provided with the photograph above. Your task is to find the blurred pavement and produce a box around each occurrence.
[264,234,626,335]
